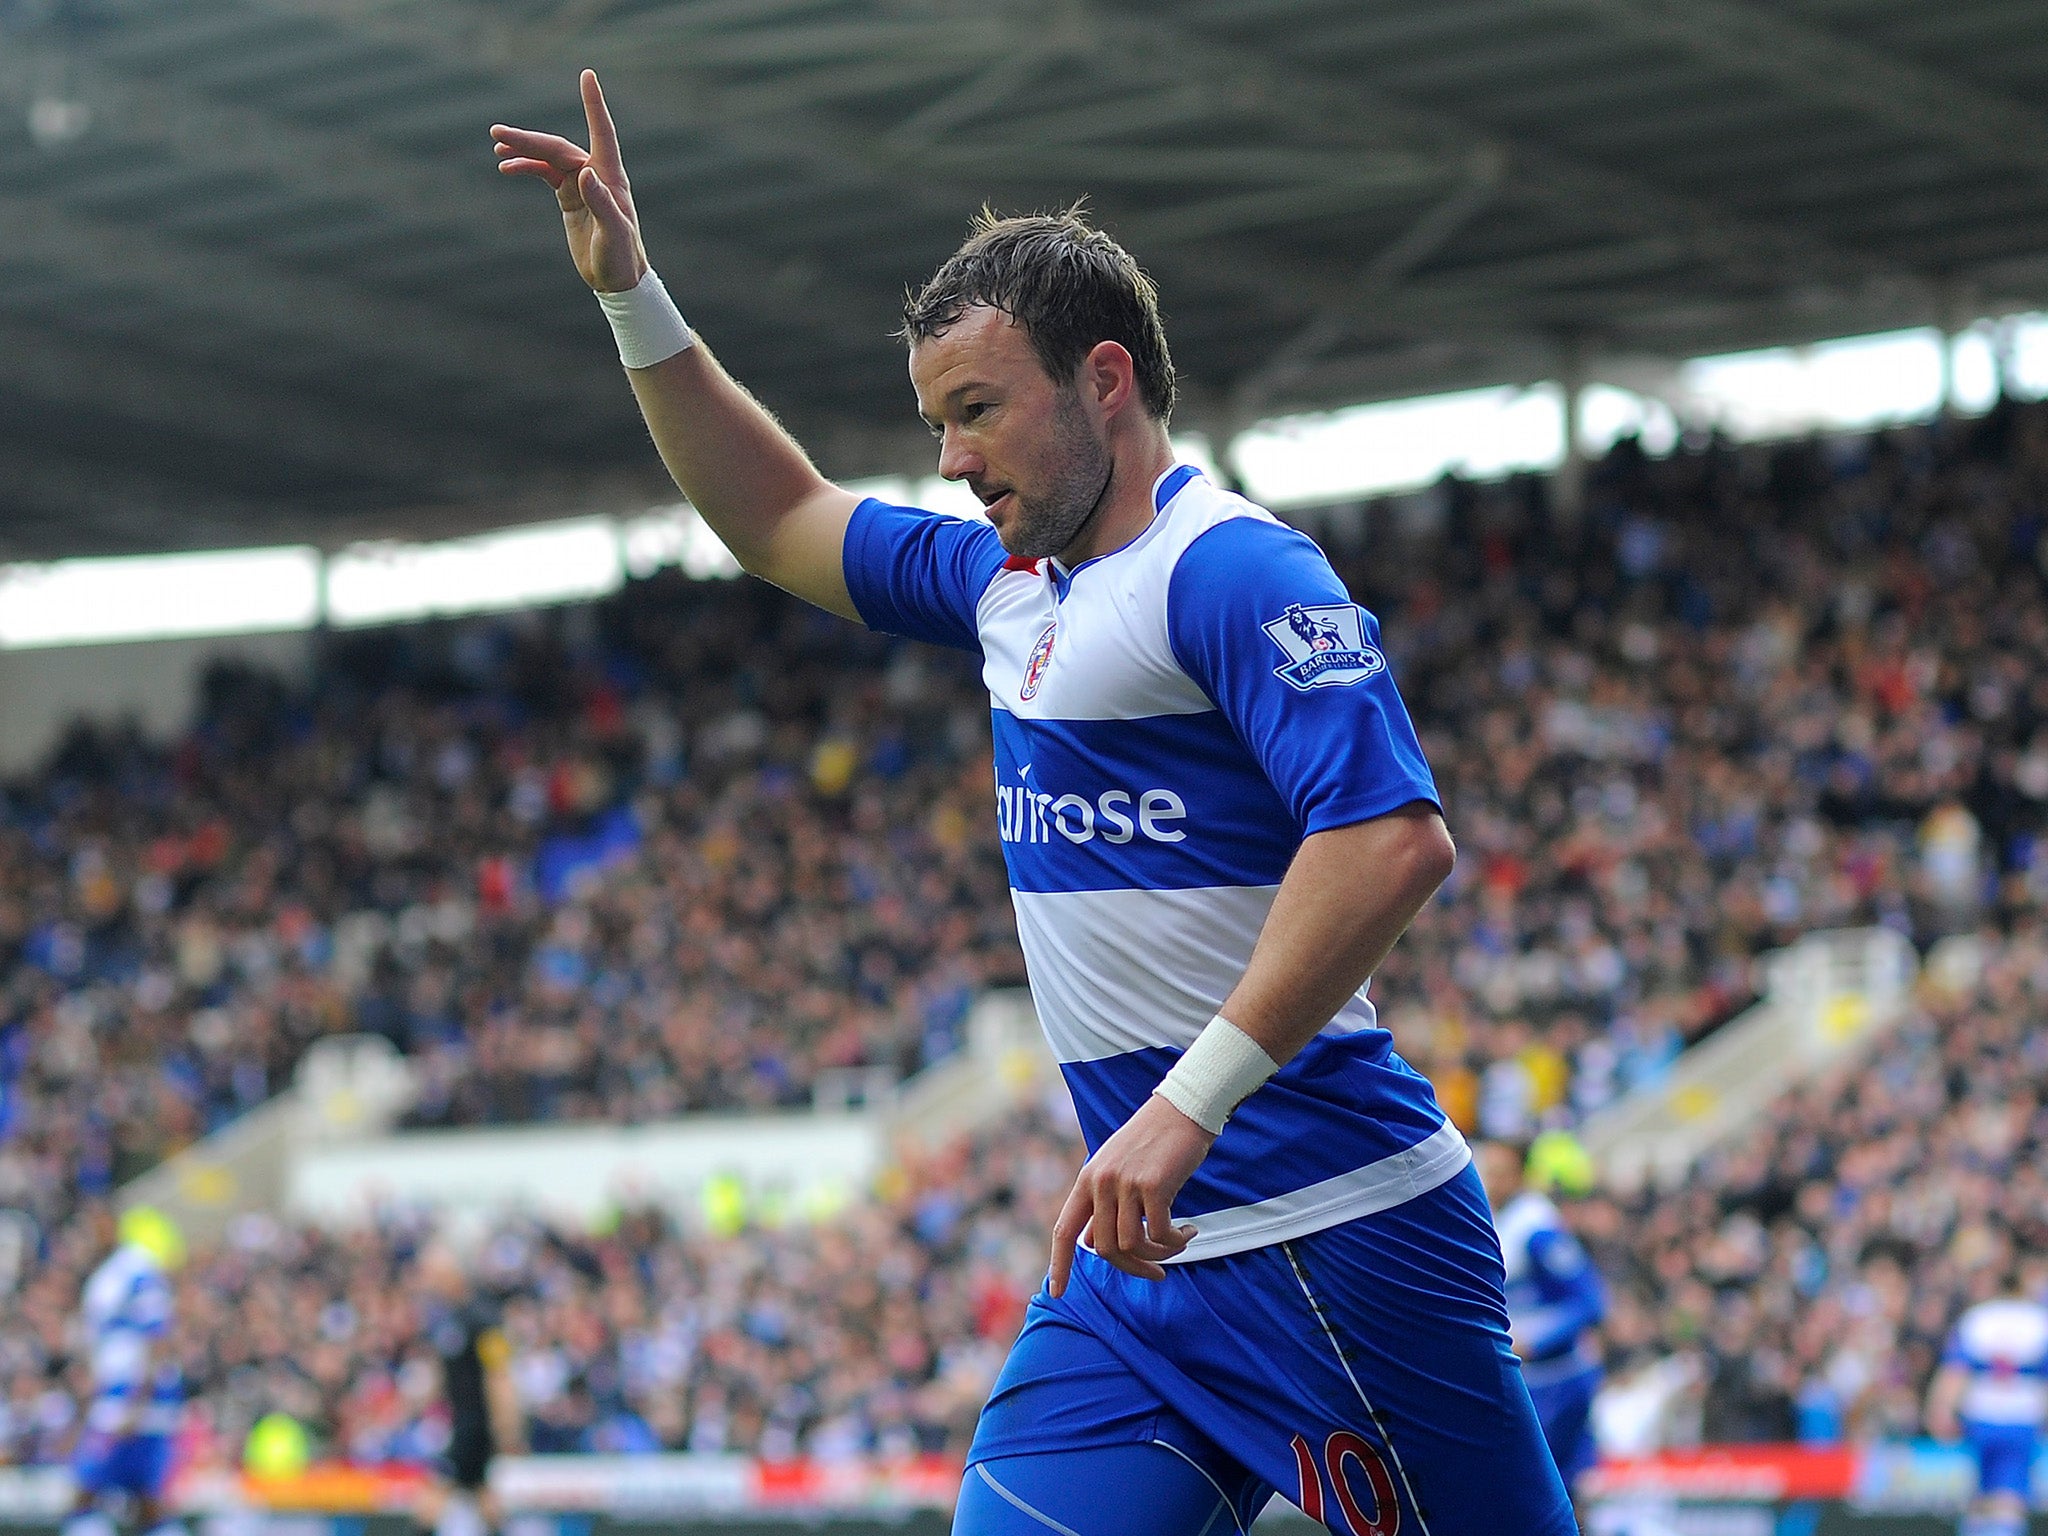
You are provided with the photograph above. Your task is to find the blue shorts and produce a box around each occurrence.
[1963,1420,2040,1499]
[969,1163,1574,1535]
[71,1431,174,1499]
[1525,1362,1602,1488]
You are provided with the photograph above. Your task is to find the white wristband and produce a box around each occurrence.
[1152,1015,1280,1135]
[596,269,695,370]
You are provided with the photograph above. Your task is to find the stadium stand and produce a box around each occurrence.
[0,1106,1081,1467]
[1586,920,2048,1450]
[0,577,1019,1226]
[4,401,2048,1473]
[1369,399,2048,1141]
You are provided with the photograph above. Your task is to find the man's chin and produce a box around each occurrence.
[992,515,1050,561]
[991,501,1089,562]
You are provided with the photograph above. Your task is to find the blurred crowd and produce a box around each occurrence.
[1583,919,2048,1447]
[0,579,1019,1246]
[3,398,2048,1463]
[1362,400,2048,1140]
[0,1106,1078,1468]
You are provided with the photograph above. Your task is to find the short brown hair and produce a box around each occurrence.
[901,205,1176,420]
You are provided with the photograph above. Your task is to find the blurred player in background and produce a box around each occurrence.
[63,1207,186,1536]
[415,1245,521,1536]
[1925,1271,2048,1536]
[492,71,1576,1535]
[1479,1137,1608,1504]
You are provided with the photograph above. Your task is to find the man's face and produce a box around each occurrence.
[908,306,1114,561]
[418,1245,467,1301]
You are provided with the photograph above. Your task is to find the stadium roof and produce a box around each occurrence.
[9,0,2048,558]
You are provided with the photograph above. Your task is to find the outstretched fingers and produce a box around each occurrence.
[489,73,647,290]
[495,156,567,190]
[491,125,590,174]
[581,69,627,183]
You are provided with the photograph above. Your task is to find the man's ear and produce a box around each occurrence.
[1082,340,1137,417]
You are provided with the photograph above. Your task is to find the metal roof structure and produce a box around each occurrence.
[7,0,2048,557]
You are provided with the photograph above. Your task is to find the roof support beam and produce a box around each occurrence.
[16,0,1995,505]
[0,191,613,436]
[0,321,535,499]
[211,0,1468,267]
[916,144,1446,190]
[884,49,1055,150]
[609,0,1917,337]
[0,453,282,556]
[916,83,1218,153]
[0,43,882,360]
[1077,8,1925,296]
[1227,153,1508,429]
[1535,0,2048,178]
[575,0,1937,338]
[1119,181,1448,245]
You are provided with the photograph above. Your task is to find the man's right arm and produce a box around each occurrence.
[622,345,860,619]
[492,70,860,620]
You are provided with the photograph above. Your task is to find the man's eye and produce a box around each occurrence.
[962,402,990,422]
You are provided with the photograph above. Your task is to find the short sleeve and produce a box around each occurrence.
[129,1276,173,1337]
[1528,1227,1591,1283]
[1167,516,1438,835]
[842,498,1008,653]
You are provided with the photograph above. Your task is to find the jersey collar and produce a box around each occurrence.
[1043,463,1204,599]
[1153,461,1202,513]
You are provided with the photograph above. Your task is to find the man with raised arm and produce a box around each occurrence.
[494,73,1575,1536]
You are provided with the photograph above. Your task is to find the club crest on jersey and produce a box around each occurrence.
[1019,621,1057,701]
[1263,603,1386,691]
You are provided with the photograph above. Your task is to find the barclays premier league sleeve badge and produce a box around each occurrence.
[1262,602,1387,691]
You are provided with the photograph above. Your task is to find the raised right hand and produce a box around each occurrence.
[491,69,647,294]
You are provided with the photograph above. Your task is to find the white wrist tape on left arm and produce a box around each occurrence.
[595,268,695,370]
[1153,1015,1281,1135]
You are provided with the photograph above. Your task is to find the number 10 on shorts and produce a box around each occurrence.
[1290,1431,1401,1535]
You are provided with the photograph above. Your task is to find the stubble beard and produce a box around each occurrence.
[995,390,1117,562]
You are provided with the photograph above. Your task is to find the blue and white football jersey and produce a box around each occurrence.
[1947,1298,2048,1428]
[80,1244,181,1436]
[845,464,1465,1260]
[1494,1190,1606,1387]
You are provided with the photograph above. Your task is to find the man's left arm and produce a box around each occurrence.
[1049,806,1453,1292]
[1049,513,1455,1294]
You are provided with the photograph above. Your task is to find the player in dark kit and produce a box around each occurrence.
[416,1247,520,1536]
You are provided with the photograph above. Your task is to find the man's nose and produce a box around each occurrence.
[937,427,981,482]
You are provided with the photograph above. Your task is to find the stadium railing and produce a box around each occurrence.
[114,990,1055,1234]
[1580,926,1917,1192]
[0,1445,2019,1534]
[116,1034,417,1243]
[884,987,1051,1149]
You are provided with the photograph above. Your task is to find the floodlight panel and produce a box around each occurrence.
[0,546,320,649]
[326,517,624,628]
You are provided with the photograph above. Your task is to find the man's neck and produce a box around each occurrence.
[1054,430,1177,570]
